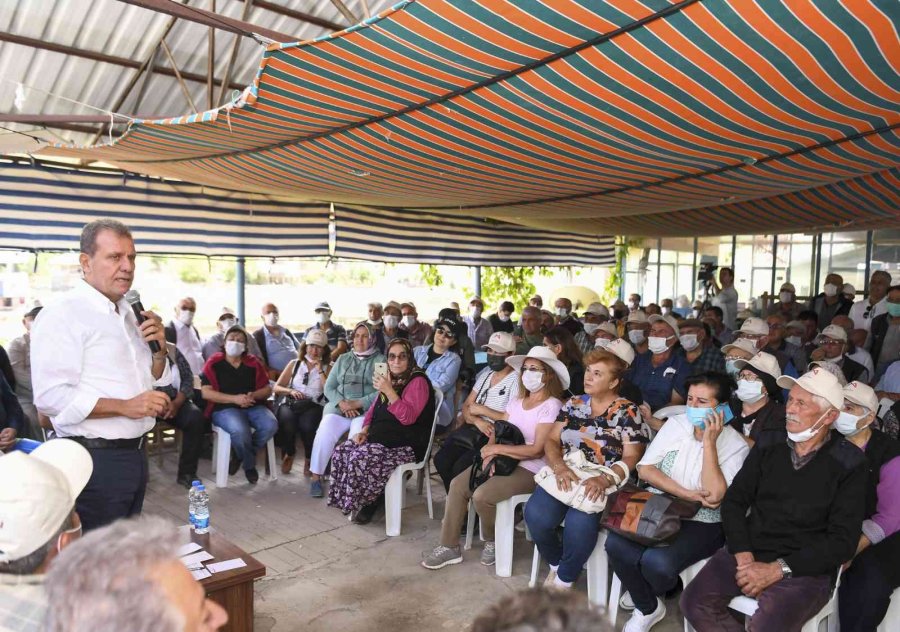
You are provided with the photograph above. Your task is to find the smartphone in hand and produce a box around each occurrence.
[374,362,388,381]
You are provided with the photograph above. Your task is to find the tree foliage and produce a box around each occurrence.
[418,264,557,314]
[601,237,643,305]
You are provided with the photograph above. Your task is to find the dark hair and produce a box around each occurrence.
[889,284,900,293]
[25,306,43,320]
[223,325,249,352]
[798,309,819,325]
[544,327,583,368]
[720,266,734,276]
[471,588,610,632]
[685,371,736,405]
[500,301,514,313]
[80,218,132,255]
[704,305,724,319]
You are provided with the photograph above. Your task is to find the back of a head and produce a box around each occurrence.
[45,517,185,632]
[470,588,611,632]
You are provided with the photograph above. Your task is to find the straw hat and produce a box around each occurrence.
[505,346,570,389]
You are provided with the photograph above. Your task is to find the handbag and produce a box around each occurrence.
[468,420,525,491]
[533,451,629,514]
[275,360,324,412]
[444,423,490,452]
[600,483,701,546]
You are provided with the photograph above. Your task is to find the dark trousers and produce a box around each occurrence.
[606,520,725,615]
[77,446,148,532]
[838,533,900,632]
[681,546,832,632]
[275,402,323,458]
[433,434,480,491]
[160,400,207,478]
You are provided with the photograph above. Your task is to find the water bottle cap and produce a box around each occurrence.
[197,485,206,491]
[192,480,201,487]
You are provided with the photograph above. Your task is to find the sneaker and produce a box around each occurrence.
[421,545,463,570]
[310,479,324,498]
[245,468,259,485]
[622,598,666,632]
[480,542,496,566]
[620,591,635,611]
[542,568,558,588]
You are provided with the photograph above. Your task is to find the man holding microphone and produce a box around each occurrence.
[31,219,171,532]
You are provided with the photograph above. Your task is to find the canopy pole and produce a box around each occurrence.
[770,234,778,298]
[864,231,873,294]
[813,234,823,295]
[236,256,246,326]
[474,266,482,298]
[656,238,662,303]
[691,237,698,301]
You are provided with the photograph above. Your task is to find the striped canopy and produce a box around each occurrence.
[40,0,900,238]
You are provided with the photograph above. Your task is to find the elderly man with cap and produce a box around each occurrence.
[164,297,204,379]
[488,301,516,334]
[679,318,725,375]
[202,307,262,361]
[0,439,91,630]
[464,297,494,349]
[834,381,900,632]
[682,367,867,632]
[627,314,689,420]
[832,315,875,380]
[843,283,857,304]
[306,301,348,361]
[399,302,432,349]
[810,273,853,326]
[729,352,786,449]
[720,338,758,378]
[809,324,869,384]
[625,310,651,355]
[575,302,611,354]
[734,316,799,380]
[767,282,803,321]
[765,312,808,376]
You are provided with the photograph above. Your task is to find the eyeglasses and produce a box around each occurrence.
[522,365,546,373]
[820,338,843,347]
[435,328,457,338]
[387,353,408,361]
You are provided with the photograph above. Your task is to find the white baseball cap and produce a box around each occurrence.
[218,307,236,320]
[843,381,878,412]
[721,337,758,357]
[305,329,328,347]
[584,302,610,318]
[506,346,570,389]
[483,331,516,354]
[595,322,618,338]
[777,366,844,410]
[843,283,856,296]
[740,317,769,336]
[626,310,649,324]
[604,338,635,367]
[733,351,782,380]
[648,313,680,336]
[819,324,848,342]
[314,301,332,312]
[0,439,93,563]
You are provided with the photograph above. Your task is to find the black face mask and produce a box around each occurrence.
[487,355,508,371]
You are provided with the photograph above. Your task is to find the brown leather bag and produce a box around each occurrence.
[600,483,701,546]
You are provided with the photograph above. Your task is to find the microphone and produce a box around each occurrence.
[124,289,161,354]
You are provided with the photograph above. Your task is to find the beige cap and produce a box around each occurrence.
[780,282,796,293]
[819,324,848,342]
[843,283,856,296]
[843,381,878,412]
[648,313,680,336]
[218,307,236,319]
[605,338,635,367]
[740,317,769,336]
[596,322,618,337]
[0,439,93,563]
[733,351,782,380]
[385,300,402,311]
[626,310,649,324]
[400,301,416,311]
[786,320,805,332]
[721,337,758,357]
[305,329,328,347]
[584,302,610,318]
[483,331,516,354]
[777,366,844,410]
[506,346,570,389]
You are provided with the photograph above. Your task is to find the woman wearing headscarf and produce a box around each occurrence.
[729,351,786,449]
[327,338,436,524]
[308,322,385,498]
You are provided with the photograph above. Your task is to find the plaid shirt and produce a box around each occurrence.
[0,573,46,632]
[686,345,726,375]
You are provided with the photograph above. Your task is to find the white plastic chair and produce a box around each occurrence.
[385,389,442,536]
[876,586,900,632]
[494,493,532,577]
[728,566,842,632]
[529,529,610,610]
[607,556,709,629]
[210,425,277,488]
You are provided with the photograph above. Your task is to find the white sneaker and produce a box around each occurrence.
[542,568,557,587]
[622,598,666,632]
[620,591,635,611]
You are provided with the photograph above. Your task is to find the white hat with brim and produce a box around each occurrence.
[604,339,635,367]
[305,329,328,347]
[776,367,844,410]
[648,313,680,336]
[733,351,782,380]
[596,322,618,337]
[740,317,769,336]
[721,337,758,357]
[0,439,93,563]
[626,310,649,324]
[818,324,848,342]
[585,302,610,318]
[505,346,570,390]
[843,381,879,412]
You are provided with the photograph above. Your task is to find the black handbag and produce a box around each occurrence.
[275,360,323,412]
[468,420,525,491]
[444,424,490,452]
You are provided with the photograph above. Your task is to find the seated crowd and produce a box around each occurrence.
[1,266,899,632]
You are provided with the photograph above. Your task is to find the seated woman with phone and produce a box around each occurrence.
[327,338,436,524]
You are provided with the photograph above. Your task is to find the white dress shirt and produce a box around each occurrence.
[173,319,204,375]
[849,297,887,332]
[31,280,171,439]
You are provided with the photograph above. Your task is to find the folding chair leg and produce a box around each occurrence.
[266,438,277,481]
[529,544,541,587]
[424,464,433,519]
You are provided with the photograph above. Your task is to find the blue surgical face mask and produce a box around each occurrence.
[685,403,734,429]
[725,359,740,377]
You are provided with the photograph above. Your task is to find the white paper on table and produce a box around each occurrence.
[191,568,212,580]
[177,542,203,557]
[180,551,214,567]
[206,558,247,573]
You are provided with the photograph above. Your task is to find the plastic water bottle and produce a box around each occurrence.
[188,481,201,529]
[194,485,210,534]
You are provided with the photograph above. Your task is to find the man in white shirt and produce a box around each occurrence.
[165,297,204,377]
[31,218,171,532]
[464,297,494,349]
[849,270,891,333]
[712,267,739,330]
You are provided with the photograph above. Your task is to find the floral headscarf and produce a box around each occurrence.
[352,321,378,359]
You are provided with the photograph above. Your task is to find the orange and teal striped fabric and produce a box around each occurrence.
[42,0,900,237]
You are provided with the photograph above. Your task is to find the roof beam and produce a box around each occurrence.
[328,0,358,24]
[0,115,147,123]
[253,0,343,31]
[115,0,297,41]
[0,31,244,91]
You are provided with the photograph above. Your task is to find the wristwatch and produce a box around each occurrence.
[776,558,792,580]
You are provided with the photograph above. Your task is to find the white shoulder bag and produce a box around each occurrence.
[534,450,629,514]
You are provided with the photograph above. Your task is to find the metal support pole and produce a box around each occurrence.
[730,235,737,268]
[236,256,246,326]
[813,234,823,294]
[656,238,662,303]
[770,234,778,297]
[474,266,482,298]
[691,237,698,301]
[864,230,874,294]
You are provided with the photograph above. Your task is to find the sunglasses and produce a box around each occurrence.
[388,353,409,361]
[435,328,457,338]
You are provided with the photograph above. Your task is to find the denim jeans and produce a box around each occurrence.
[605,519,725,615]
[212,405,278,471]
[524,486,603,583]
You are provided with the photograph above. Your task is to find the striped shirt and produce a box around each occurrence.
[471,367,519,418]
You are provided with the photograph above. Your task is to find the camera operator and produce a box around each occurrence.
[710,267,739,330]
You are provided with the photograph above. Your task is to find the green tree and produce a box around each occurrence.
[601,237,643,305]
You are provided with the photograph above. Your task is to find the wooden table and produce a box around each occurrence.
[190,531,266,632]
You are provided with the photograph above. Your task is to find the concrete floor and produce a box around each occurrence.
[143,450,686,632]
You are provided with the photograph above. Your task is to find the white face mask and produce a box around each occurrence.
[785,335,802,347]
[594,337,612,349]
[178,309,194,326]
[225,340,245,357]
[368,317,383,326]
[264,313,279,327]
[824,283,838,297]
[317,311,330,325]
[522,370,545,392]
[555,307,569,318]
[628,329,645,345]
[628,301,638,310]
[736,379,765,403]
[470,307,482,319]
[780,291,793,303]
[648,335,671,354]
[787,410,830,443]
[383,315,399,330]
[834,410,871,437]
[679,333,700,351]
[661,307,671,316]
[499,312,511,322]
[583,323,600,336]
[220,318,236,332]
[401,314,416,328]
